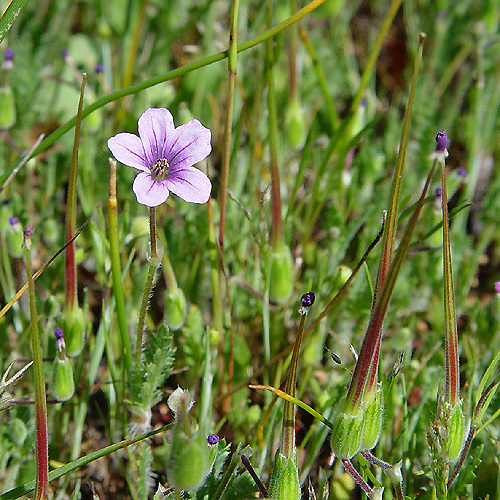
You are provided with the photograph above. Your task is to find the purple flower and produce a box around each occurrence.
[456,166,467,177]
[4,48,14,62]
[108,108,212,207]
[8,216,19,226]
[495,281,500,294]
[435,130,450,153]
[207,434,219,445]
[435,187,442,198]
[95,63,103,74]
[54,327,64,340]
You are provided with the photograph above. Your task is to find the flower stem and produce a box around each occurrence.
[108,159,132,373]
[267,1,284,250]
[65,73,86,312]
[24,228,48,500]
[134,207,158,376]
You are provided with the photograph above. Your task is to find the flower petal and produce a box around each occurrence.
[132,171,170,207]
[108,133,148,171]
[166,167,212,204]
[138,108,175,166]
[164,119,211,171]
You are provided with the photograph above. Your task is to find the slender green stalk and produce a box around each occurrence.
[217,0,239,408]
[267,1,284,250]
[134,207,158,376]
[299,25,339,131]
[107,159,132,372]
[65,74,87,312]
[301,0,404,244]
[218,0,239,250]
[115,0,150,126]
[24,227,48,500]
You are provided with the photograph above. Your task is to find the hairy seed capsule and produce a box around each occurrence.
[52,356,75,402]
[330,402,364,460]
[445,400,465,462]
[360,390,383,451]
[269,245,294,304]
[167,433,209,491]
[269,451,300,500]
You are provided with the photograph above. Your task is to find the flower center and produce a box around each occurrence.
[150,158,170,181]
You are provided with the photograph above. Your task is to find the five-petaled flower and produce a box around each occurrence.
[108,108,212,207]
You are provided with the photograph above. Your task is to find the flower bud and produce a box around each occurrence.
[9,418,28,445]
[63,306,86,357]
[129,216,150,239]
[52,355,75,402]
[330,402,364,459]
[167,432,210,491]
[0,86,16,129]
[286,97,306,149]
[269,245,294,304]
[444,400,465,462]
[165,286,187,331]
[269,451,300,500]
[360,390,383,451]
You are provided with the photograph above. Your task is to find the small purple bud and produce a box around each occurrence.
[456,167,467,177]
[435,187,442,198]
[360,98,367,108]
[495,281,500,294]
[207,434,219,445]
[8,216,19,226]
[54,327,64,340]
[435,130,450,153]
[95,63,103,74]
[61,48,70,60]
[299,291,315,315]
[2,49,14,69]
[301,292,315,308]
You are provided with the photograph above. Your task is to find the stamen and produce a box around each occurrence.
[150,158,169,181]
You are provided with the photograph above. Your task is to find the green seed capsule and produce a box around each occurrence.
[0,86,16,129]
[445,400,465,462]
[269,245,294,304]
[269,451,300,500]
[360,391,383,451]
[6,219,24,258]
[64,306,86,357]
[52,356,75,402]
[286,98,306,149]
[167,433,209,491]
[330,402,364,459]
[165,287,187,331]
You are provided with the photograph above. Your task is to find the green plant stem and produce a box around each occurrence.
[65,74,86,312]
[440,160,459,406]
[115,0,150,126]
[107,159,132,373]
[281,311,306,458]
[22,0,325,165]
[346,160,438,408]
[24,235,48,500]
[299,25,339,131]
[267,1,284,250]
[218,0,239,250]
[134,207,158,376]
[301,0,404,245]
